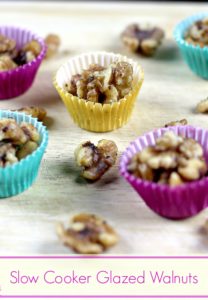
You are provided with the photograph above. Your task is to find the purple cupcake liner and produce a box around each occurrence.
[120,126,208,220]
[0,26,46,100]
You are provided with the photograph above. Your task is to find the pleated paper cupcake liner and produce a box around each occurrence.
[0,26,46,100]
[120,126,208,220]
[54,51,144,132]
[0,110,48,198]
[174,13,208,79]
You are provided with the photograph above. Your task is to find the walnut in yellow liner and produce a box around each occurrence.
[53,52,144,132]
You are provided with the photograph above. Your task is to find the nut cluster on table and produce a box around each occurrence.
[75,139,118,181]
[121,24,164,56]
[65,61,133,104]
[127,131,208,186]
[57,213,118,254]
[0,118,40,166]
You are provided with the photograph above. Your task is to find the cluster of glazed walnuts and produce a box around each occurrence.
[121,24,164,56]
[128,131,208,186]
[66,61,133,104]
[185,17,208,48]
[0,34,41,71]
[0,118,40,167]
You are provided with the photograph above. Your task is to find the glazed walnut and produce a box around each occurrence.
[121,24,164,56]
[0,55,17,71]
[75,139,118,181]
[127,131,208,186]
[0,34,16,53]
[0,34,41,71]
[65,61,133,104]
[164,119,188,127]
[196,97,208,113]
[44,34,61,59]
[15,106,47,121]
[0,142,18,167]
[185,18,208,48]
[0,118,40,167]
[57,213,118,254]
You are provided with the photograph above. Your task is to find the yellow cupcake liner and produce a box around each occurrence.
[53,52,144,132]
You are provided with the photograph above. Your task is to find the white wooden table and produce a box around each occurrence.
[0,1,208,255]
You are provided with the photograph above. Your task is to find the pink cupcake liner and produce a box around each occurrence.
[0,26,46,100]
[120,126,208,220]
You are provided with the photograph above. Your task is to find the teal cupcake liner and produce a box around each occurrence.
[0,110,48,198]
[174,12,208,79]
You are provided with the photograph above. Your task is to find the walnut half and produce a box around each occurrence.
[74,139,118,181]
[57,213,118,254]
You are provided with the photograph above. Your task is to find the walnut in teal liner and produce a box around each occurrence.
[0,110,48,198]
[174,13,208,79]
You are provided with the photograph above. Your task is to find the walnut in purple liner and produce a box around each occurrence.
[127,131,208,187]
[121,24,164,56]
[0,26,46,100]
[0,34,41,71]
[120,126,208,219]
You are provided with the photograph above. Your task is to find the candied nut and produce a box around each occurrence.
[17,141,38,160]
[156,131,183,151]
[147,151,178,170]
[185,18,208,48]
[66,61,133,103]
[0,55,17,71]
[0,142,18,167]
[128,131,208,186]
[57,213,118,254]
[75,141,99,168]
[169,172,184,186]
[23,40,41,57]
[179,138,203,159]
[16,106,47,121]
[121,24,164,56]
[164,119,188,127]
[0,119,27,145]
[0,34,16,53]
[196,97,208,113]
[20,122,40,143]
[44,34,61,59]
[178,158,207,181]
[75,140,118,181]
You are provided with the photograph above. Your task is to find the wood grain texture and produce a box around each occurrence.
[0,1,208,255]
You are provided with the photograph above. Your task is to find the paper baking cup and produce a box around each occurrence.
[0,26,46,100]
[0,110,48,198]
[54,52,144,132]
[120,126,208,220]
[174,13,208,79]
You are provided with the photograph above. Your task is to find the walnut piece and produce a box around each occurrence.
[0,34,41,71]
[127,131,208,186]
[185,18,208,48]
[65,61,133,104]
[164,119,188,127]
[0,55,17,71]
[0,34,16,53]
[196,97,208,113]
[0,118,40,167]
[75,139,118,181]
[44,34,61,59]
[15,106,47,121]
[57,213,118,254]
[121,24,164,56]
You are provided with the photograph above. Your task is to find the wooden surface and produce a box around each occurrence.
[0,1,208,255]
